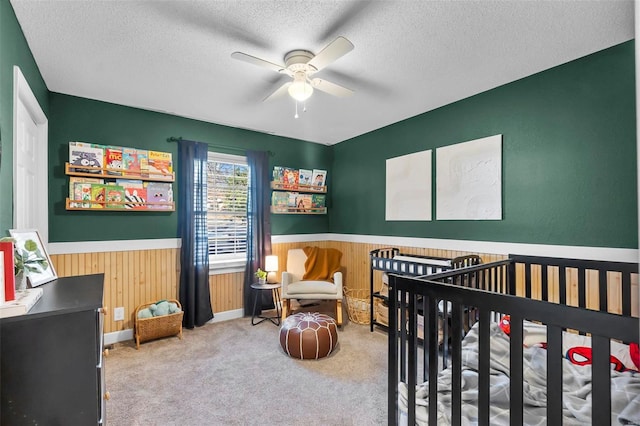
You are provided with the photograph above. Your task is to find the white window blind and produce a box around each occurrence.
[207,152,248,262]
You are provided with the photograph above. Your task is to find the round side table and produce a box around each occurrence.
[250,282,281,326]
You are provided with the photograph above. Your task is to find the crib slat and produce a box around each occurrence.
[499,263,506,294]
[559,267,567,305]
[388,284,398,426]
[478,311,491,425]
[598,269,608,312]
[508,261,517,295]
[541,264,548,301]
[578,268,586,309]
[400,290,407,383]
[408,293,417,426]
[427,296,439,426]
[510,314,524,426]
[524,263,532,299]
[421,297,428,383]
[578,268,587,335]
[547,325,563,423]
[622,271,631,316]
[592,335,611,425]
[451,303,463,426]
[442,299,449,370]
[424,296,432,377]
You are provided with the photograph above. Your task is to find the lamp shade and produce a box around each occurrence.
[265,255,279,272]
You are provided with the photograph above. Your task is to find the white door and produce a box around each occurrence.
[13,66,48,243]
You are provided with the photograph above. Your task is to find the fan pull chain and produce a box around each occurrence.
[294,101,299,119]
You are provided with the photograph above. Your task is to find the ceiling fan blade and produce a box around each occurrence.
[311,78,353,97]
[231,52,284,73]
[263,82,292,102]
[307,36,354,71]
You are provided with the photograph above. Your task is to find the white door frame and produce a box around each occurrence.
[13,66,49,244]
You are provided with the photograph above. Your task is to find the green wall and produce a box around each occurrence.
[49,93,332,242]
[2,0,637,249]
[331,41,637,249]
[0,0,49,235]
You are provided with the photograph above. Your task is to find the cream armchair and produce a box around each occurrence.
[281,248,343,325]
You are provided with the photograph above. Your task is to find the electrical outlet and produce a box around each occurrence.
[114,307,125,321]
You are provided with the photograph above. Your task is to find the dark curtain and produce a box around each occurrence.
[243,150,272,316]
[178,140,214,328]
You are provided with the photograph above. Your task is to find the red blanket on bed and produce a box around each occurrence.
[302,247,342,282]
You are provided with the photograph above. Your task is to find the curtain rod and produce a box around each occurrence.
[167,136,273,156]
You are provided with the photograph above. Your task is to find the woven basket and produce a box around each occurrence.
[375,299,389,326]
[344,287,371,325]
[134,299,184,349]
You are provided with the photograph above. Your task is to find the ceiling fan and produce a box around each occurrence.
[231,36,355,107]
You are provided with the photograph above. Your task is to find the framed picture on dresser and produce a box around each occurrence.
[9,229,57,287]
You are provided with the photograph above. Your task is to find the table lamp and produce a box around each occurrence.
[265,255,279,283]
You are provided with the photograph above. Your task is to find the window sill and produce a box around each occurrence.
[209,258,246,275]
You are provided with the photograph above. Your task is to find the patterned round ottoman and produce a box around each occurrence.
[279,312,338,359]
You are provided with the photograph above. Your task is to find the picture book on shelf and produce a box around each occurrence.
[147,151,173,179]
[145,182,173,209]
[127,187,147,210]
[90,184,107,208]
[272,166,285,183]
[69,142,104,173]
[283,168,299,188]
[75,183,93,208]
[298,169,313,186]
[122,148,150,178]
[287,192,299,210]
[295,194,313,211]
[116,179,146,209]
[311,194,326,208]
[271,191,289,207]
[115,179,144,188]
[139,150,149,178]
[105,146,123,175]
[311,169,327,187]
[69,177,103,208]
[105,185,125,209]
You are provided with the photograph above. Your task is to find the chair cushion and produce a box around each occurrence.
[287,281,337,295]
[286,249,308,282]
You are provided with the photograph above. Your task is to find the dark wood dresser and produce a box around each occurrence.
[0,273,106,425]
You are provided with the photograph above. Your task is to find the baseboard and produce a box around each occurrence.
[208,308,244,323]
[103,309,246,345]
[104,328,134,346]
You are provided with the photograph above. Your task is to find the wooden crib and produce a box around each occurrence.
[388,254,638,425]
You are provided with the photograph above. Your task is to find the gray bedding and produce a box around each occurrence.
[398,322,640,425]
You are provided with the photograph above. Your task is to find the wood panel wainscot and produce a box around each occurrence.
[49,241,635,334]
[51,248,180,334]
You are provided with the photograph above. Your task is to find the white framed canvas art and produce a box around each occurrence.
[436,134,502,220]
[385,150,432,221]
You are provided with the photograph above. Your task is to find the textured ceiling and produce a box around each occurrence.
[10,0,634,145]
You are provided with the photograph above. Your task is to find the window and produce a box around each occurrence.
[207,152,249,270]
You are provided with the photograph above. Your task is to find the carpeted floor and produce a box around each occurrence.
[106,308,388,426]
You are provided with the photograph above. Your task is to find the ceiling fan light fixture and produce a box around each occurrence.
[288,73,313,102]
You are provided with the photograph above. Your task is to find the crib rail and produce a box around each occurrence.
[388,256,639,426]
[508,254,638,316]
